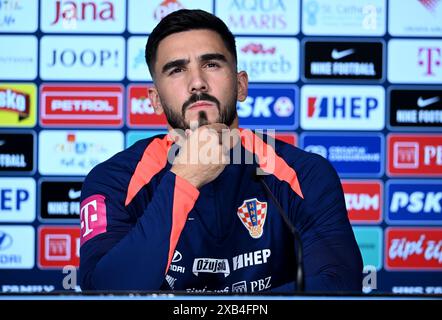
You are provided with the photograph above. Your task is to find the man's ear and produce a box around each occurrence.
[148,86,164,115]
[236,71,248,102]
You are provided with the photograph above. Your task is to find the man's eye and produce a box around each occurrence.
[206,62,219,68]
[169,68,183,75]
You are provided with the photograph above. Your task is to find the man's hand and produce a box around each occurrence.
[170,123,230,189]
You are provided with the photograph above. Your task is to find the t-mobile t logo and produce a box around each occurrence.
[418,47,441,76]
[80,194,107,246]
[81,200,97,237]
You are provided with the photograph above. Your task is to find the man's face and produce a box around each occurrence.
[149,29,248,130]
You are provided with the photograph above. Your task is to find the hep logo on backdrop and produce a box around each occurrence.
[307,96,378,119]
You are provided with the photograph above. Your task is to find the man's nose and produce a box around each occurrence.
[188,68,209,94]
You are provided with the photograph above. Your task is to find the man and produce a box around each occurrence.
[79,9,363,292]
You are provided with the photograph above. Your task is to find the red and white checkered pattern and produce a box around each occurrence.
[237,199,267,230]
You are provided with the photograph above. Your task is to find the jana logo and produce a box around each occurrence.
[154,0,184,21]
[0,231,13,251]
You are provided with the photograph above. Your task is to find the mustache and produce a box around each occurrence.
[182,93,221,114]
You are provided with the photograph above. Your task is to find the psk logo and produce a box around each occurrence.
[237,198,267,239]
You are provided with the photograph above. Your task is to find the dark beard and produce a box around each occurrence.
[161,92,238,130]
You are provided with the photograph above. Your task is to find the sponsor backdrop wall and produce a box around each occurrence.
[0,0,441,294]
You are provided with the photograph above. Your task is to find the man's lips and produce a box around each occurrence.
[187,101,217,111]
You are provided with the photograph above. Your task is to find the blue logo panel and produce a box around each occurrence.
[237,85,298,130]
[300,133,384,177]
[386,180,442,225]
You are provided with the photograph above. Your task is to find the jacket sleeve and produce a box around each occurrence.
[79,167,199,291]
[291,154,363,293]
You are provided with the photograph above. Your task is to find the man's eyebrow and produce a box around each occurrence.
[200,53,227,62]
[161,54,227,74]
[161,59,189,74]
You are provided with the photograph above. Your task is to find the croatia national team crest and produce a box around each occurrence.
[237,198,268,239]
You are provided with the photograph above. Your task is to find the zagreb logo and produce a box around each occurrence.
[237,198,267,239]
[154,0,184,21]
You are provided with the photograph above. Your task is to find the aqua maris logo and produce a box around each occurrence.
[192,258,230,277]
[0,88,31,121]
[418,47,441,76]
[237,198,268,239]
[154,0,184,21]
[50,0,115,26]
[226,0,287,31]
[0,231,13,251]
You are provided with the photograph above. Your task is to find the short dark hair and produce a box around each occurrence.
[145,9,237,78]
